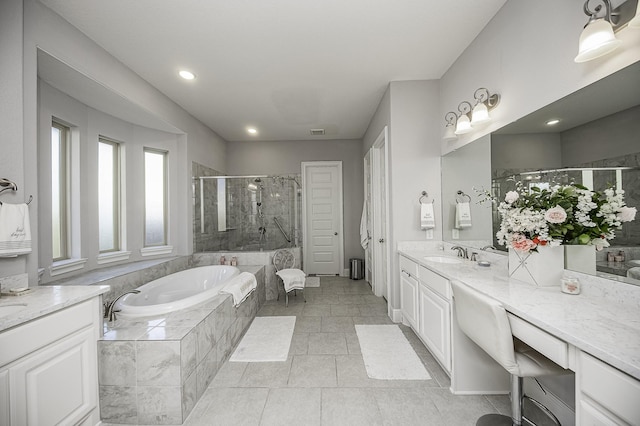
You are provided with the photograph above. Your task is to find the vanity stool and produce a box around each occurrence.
[273,248,306,307]
[451,281,568,426]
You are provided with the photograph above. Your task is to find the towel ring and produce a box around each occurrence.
[419,191,433,204]
[456,190,471,204]
[0,178,33,205]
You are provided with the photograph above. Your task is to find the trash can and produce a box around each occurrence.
[349,258,364,280]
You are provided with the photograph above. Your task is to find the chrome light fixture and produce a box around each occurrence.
[471,88,500,125]
[454,101,473,135]
[443,112,458,141]
[575,0,622,63]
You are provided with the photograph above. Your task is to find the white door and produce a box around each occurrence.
[302,161,344,275]
[370,127,390,300]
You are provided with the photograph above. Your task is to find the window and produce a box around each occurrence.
[51,121,69,261]
[98,137,121,252]
[144,149,167,246]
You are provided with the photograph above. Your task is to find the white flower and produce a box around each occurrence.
[504,191,519,204]
[618,206,637,222]
[544,206,567,224]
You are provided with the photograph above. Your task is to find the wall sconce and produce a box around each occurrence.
[443,112,458,141]
[454,101,473,135]
[575,0,621,62]
[471,88,500,125]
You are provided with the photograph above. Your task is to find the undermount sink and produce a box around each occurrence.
[0,303,28,317]
[423,256,462,264]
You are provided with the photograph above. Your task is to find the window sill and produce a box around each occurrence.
[97,250,132,265]
[50,258,88,277]
[140,245,173,257]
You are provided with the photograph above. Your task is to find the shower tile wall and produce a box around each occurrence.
[192,162,301,253]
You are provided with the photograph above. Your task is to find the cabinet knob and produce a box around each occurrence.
[334,232,338,236]
[378,238,385,243]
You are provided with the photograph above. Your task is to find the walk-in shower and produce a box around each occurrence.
[193,170,302,253]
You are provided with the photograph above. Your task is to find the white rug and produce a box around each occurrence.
[230,316,296,362]
[305,276,320,287]
[355,325,431,380]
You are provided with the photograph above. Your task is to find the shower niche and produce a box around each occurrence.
[192,162,302,252]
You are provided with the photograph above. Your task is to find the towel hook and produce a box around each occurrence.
[419,191,434,204]
[456,190,471,204]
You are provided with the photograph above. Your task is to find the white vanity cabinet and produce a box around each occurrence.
[0,297,102,426]
[417,266,451,373]
[577,351,640,425]
[399,255,419,329]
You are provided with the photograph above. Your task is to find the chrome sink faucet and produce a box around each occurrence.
[481,245,497,251]
[451,246,468,259]
[105,290,140,322]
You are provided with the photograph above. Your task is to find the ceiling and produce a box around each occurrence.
[39,0,508,142]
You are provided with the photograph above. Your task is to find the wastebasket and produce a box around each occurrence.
[349,258,364,280]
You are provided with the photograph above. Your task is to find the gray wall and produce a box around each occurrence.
[226,139,364,270]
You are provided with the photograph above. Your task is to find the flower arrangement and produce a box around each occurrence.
[494,182,636,253]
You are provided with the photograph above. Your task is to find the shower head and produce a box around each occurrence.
[254,178,262,183]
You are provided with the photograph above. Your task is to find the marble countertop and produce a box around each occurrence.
[0,285,110,333]
[399,249,640,380]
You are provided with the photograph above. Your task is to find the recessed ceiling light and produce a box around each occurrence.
[247,128,258,135]
[179,70,195,80]
[546,119,560,126]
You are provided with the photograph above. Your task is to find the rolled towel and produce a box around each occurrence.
[221,272,257,307]
[0,203,32,256]
[360,203,369,249]
[420,202,435,230]
[276,268,306,293]
[454,202,472,229]
[627,267,640,281]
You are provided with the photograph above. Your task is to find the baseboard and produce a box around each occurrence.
[390,308,403,323]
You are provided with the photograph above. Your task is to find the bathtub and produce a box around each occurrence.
[115,265,240,318]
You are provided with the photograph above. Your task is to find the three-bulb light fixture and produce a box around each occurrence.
[575,0,640,63]
[443,88,500,142]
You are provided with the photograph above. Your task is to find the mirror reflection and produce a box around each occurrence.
[442,61,640,285]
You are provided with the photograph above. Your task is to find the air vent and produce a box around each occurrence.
[310,129,325,136]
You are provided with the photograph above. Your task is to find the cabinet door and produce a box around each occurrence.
[418,284,451,372]
[10,327,97,426]
[0,369,9,426]
[400,271,418,329]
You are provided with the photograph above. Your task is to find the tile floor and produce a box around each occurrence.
[177,276,511,426]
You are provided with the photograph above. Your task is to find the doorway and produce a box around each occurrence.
[302,161,344,275]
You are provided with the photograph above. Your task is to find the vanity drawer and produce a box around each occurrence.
[399,255,419,278]
[507,314,569,368]
[579,351,640,425]
[419,266,451,300]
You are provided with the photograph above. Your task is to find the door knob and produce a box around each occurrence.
[334,232,338,236]
[378,238,385,243]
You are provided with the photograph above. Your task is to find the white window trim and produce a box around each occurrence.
[50,258,88,277]
[140,245,173,257]
[96,250,132,265]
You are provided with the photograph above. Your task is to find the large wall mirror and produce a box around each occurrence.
[442,60,640,285]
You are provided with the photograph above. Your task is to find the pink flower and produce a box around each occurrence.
[617,206,637,222]
[544,205,567,224]
[504,191,519,204]
[510,234,537,252]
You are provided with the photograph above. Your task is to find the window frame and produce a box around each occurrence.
[98,137,122,253]
[51,120,70,262]
[143,147,168,247]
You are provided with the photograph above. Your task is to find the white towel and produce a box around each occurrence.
[276,268,306,293]
[627,267,640,281]
[420,202,435,230]
[0,203,32,256]
[360,203,369,249]
[220,272,257,307]
[454,202,472,229]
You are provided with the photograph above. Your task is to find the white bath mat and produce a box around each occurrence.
[230,316,296,362]
[305,276,320,287]
[355,325,431,380]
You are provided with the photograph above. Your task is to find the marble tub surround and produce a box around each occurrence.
[0,284,110,332]
[0,272,28,292]
[398,246,640,380]
[99,266,265,425]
